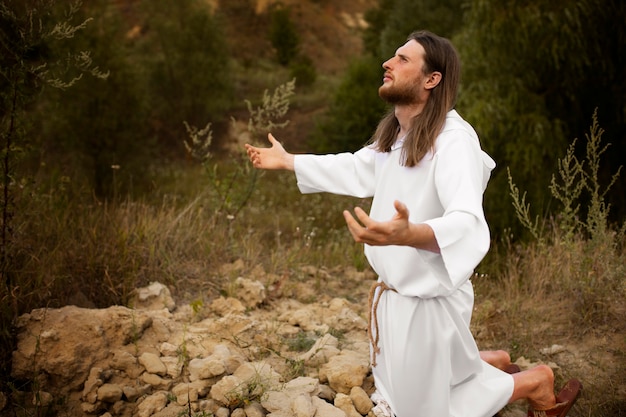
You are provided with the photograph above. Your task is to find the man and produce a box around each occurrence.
[245,30,580,417]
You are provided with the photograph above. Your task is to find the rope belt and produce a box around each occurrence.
[367,281,397,367]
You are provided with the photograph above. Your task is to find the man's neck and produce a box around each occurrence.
[394,103,423,138]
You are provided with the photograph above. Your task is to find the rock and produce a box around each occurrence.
[110,350,143,378]
[232,408,246,417]
[262,389,291,413]
[140,373,172,390]
[210,296,247,316]
[136,392,168,417]
[210,374,241,406]
[280,306,328,333]
[300,333,340,366]
[172,382,199,405]
[234,277,266,308]
[97,384,123,403]
[11,305,152,393]
[244,401,266,417]
[334,393,362,417]
[122,384,149,402]
[161,356,184,378]
[130,282,176,312]
[284,377,320,396]
[139,352,167,376]
[312,396,347,417]
[215,406,230,417]
[318,384,336,402]
[350,386,373,414]
[9,280,378,417]
[152,402,187,417]
[159,342,179,356]
[188,356,226,381]
[292,394,316,417]
[325,298,368,332]
[81,400,105,414]
[82,367,105,403]
[319,351,369,394]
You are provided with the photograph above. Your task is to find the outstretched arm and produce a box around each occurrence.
[245,133,295,171]
[343,200,440,253]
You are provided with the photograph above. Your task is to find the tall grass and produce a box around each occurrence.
[1,102,623,415]
[473,111,625,416]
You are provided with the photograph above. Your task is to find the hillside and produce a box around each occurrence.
[217,0,376,74]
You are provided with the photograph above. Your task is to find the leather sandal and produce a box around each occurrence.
[504,363,521,374]
[527,378,582,417]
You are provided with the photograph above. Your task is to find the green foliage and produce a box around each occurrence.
[289,55,317,88]
[268,4,300,66]
[139,0,234,148]
[285,331,317,352]
[223,369,271,410]
[38,0,152,199]
[508,112,624,323]
[377,0,465,59]
[0,0,109,387]
[184,80,295,219]
[455,0,626,235]
[310,56,387,153]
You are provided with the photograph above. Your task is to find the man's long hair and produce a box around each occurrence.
[371,31,461,167]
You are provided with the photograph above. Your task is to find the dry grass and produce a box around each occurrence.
[1,46,624,417]
[1,146,624,415]
[472,231,626,416]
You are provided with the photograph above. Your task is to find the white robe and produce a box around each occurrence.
[294,110,514,417]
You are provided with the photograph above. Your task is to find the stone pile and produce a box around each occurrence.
[10,273,378,417]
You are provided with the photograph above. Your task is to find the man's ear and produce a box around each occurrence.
[425,71,442,90]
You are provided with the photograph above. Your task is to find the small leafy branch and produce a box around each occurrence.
[508,109,623,244]
[508,110,624,322]
[246,79,295,137]
[508,168,542,242]
[183,79,295,219]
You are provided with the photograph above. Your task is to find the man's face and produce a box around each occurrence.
[379,40,428,105]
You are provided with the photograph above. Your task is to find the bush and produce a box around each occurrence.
[268,4,300,66]
[506,109,624,325]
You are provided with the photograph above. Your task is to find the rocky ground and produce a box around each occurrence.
[7,263,378,417]
[5,259,586,417]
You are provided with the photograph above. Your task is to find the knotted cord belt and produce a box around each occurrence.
[367,281,396,367]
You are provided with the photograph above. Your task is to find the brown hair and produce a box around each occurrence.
[371,30,461,167]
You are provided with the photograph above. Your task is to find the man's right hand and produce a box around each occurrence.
[245,133,295,171]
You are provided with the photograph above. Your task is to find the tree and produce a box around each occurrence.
[38,0,151,198]
[268,4,300,66]
[310,56,387,153]
[139,0,234,150]
[377,0,465,59]
[1,0,107,281]
[455,0,626,235]
[0,0,107,390]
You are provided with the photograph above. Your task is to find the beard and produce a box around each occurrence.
[378,76,422,105]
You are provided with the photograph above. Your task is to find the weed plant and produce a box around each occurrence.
[474,110,625,416]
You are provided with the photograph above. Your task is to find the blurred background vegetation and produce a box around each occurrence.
[1,0,625,415]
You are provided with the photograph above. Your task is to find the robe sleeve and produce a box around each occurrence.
[293,147,377,198]
[423,131,496,289]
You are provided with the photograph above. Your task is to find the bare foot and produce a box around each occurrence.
[480,350,511,370]
[510,365,556,410]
